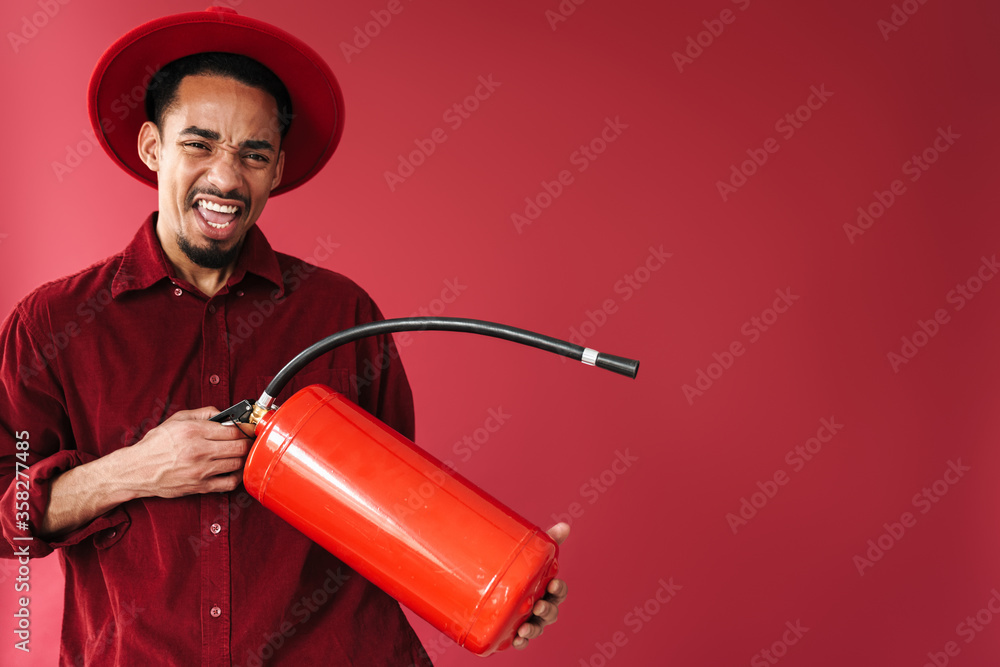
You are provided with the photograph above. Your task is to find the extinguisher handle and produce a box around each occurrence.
[209,399,254,424]
[596,352,640,378]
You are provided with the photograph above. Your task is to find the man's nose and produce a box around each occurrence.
[205,149,244,193]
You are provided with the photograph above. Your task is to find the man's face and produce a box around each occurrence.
[138,73,285,269]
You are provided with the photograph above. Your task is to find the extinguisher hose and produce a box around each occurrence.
[257,317,639,409]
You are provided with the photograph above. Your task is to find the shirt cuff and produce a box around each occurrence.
[1,450,130,558]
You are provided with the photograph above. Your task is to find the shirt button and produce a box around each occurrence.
[210,606,222,618]
[208,304,217,314]
[173,288,183,297]
[236,290,245,297]
[210,523,222,535]
[209,374,220,385]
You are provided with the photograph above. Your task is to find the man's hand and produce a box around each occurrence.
[39,406,250,538]
[513,522,570,650]
[121,406,252,498]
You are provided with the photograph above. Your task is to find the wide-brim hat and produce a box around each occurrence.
[88,6,344,196]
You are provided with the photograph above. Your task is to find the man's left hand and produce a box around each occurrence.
[513,522,570,650]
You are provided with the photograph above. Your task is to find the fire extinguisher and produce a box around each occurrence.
[212,317,639,656]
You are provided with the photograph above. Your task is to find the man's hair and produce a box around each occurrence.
[144,52,293,140]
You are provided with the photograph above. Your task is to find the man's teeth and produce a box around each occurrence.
[197,200,240,214]
[205,219,230,229]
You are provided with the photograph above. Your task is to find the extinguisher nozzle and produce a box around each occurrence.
[595,353,640,379]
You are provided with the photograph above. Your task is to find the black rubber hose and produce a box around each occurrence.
[261,317,639,404]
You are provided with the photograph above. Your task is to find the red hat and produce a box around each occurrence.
[88,6,344,196]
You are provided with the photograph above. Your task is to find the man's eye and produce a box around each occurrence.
[245,153,270,163]
[184,142,209,150]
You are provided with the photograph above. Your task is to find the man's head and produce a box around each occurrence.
[91,7,344,199]
[137,54,289,270]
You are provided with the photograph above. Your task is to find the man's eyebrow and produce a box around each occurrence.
[179,126,220,141]
[178,127,274,152]
[240,138,275,152]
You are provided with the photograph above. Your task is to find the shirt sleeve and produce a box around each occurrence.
[0,304,129,559]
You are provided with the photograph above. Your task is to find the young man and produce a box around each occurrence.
[0,8,567,665]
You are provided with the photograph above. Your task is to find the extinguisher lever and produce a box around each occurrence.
[209,399,255,424]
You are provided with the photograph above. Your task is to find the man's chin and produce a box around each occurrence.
[178,236,241,270]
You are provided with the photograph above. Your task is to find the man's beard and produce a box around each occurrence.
[177,231,242,269]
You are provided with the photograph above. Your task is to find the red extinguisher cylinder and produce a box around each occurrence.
[243,384,559,656]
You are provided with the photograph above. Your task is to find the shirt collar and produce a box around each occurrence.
[112,213,285,298]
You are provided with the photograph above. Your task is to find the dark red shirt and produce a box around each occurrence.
[0,214,432,666]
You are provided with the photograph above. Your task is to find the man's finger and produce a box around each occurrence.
[167,406,221,422]
[512,584,564,650]
[208,456,246,476]
[202,422,254,441]
[531,599,559,625]
[205,439,252,460]
[205,471,243,494]
[543,577,568,605]
[546,521,570,545]
[516,618,544,642]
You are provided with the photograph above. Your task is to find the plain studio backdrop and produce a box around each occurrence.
[2,0,1000,665]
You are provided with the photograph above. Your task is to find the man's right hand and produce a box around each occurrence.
[122,406,252,498]
[38,406,251,539]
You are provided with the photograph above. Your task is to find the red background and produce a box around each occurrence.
[2,0,999,665]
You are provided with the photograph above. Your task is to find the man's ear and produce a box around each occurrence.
[271,149,285,191]
[137,121,162,173]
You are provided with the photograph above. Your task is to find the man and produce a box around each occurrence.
[0,7,567,665]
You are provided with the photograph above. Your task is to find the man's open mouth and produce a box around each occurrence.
[192,197,245,231]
